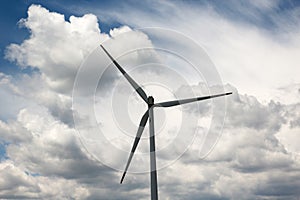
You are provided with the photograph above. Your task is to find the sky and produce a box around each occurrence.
[0,0,300,199]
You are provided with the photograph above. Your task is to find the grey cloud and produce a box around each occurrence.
[0,161,90,199]
[254,171,300,199]
[0,120,32,144]
[231,146,293,173]
[224,84,286,132]
[284,103,300,128]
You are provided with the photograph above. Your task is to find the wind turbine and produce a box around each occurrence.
[100,44,232,200]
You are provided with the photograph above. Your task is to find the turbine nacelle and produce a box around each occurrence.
[148,96,154,106]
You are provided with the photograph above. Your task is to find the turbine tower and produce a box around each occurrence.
[100,44,232,200]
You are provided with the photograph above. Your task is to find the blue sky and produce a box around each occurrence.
[1,1,300,199]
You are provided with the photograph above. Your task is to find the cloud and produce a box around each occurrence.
[88,0,300,102]
[1,4,163,199]
[5,4,108,94]
[224,84,286,132]
[1,2,300,200]
[0,161,90,199]
[0,73,31,121]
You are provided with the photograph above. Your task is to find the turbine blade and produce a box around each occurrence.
[100,44,148,103]
[155,92,232,108]
[120,110,149,184]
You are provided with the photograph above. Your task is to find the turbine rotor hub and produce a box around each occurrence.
[148,96,154,106]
